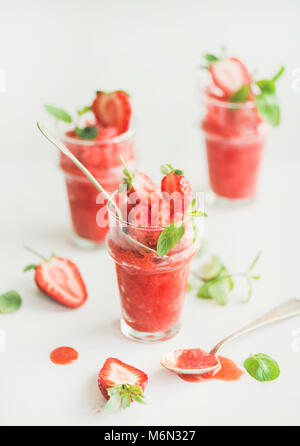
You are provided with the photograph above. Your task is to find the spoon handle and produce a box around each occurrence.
[210,299,300,355]
[37,122,156,254]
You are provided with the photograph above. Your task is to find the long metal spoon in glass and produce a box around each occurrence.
[161,299,300,375]
[36,122,156,254]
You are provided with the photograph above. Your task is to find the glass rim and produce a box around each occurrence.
[55,120,135,146]
[202,89,256,110]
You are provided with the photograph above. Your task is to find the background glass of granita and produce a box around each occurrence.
[58,123,135,248]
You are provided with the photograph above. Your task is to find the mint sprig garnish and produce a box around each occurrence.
[189,252,261,305]
[75,126,98,140]
[254,66,285,126]
[230,84,250,103]
[244,353,280,382]
[0,291,22,314]
[104,384,145,412]
[44,105,73,123]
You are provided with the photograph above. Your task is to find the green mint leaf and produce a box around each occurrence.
[77,105,91,116]
[244,353,280,382]
[121,395,131,409]
[230,84,250,103]
[104,393,122,412]
[157,223,185,257]
[251,275,261,280]
[272,65,285,82]
[197,282,214,299]
[44,105,73,123]
[0,290,22,314]
[248,250,262,272]
[160,165,170,175]
[204,53,220,64]
[208,276,232,305]
[23,264,38,272]
[256,79,276,94]
[254,92,280,126]
[201,255,224,281]
[75,126,98,140]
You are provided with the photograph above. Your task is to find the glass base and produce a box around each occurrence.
[71,233,105,249]
[206,190,255,208]
[120,318,181,343]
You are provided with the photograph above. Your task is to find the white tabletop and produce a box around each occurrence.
[0,160,300,426]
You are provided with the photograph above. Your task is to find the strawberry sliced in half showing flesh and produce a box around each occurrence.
[130,172,162,205]
[98,357,148,401]
[91,90,132,134]
[209,57,251,97]
[35,257,87,308]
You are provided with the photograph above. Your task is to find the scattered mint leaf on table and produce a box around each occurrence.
[157,223,185,257]
[75,126,98,140]
[0,290,22,314]
[44,104,73,123]
[244,353,280,382]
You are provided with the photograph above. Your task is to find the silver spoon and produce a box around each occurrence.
[36,122,156,254]
[161,298,300,375]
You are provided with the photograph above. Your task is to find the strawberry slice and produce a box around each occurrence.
[209,57,251,97]
[98,358,148,410]
[91,91,132,134]
[161,164,192,215]
[24,248,87,309]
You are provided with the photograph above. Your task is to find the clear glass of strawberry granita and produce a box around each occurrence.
[106,164,205,342]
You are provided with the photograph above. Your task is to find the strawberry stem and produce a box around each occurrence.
[24,246,48,262]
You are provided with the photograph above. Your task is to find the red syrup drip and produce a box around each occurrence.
[50,346,78,365]
[178,355,244,382]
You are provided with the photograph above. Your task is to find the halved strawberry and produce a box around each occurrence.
[24,248,87,309]
[98,358,148,410]
[161,164,192,215]
[209,57,251,97]
[91,91,132,134]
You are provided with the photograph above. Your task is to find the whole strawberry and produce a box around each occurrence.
[24,247,87,308]
[160,164,192,215]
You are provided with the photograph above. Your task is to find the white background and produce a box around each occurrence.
[0,0,300,427]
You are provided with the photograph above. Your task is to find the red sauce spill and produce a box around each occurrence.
[50,346,78,365]
[178,355,244,382]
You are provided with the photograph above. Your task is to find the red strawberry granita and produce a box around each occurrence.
[201,55,284,203]
[106,164,205,342]
[46,90,135,247]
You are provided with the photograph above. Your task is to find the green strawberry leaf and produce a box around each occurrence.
[204,53,220,64]
[104,393,122,412]
[121,395,131,409]
[244,353,280,382]
[75,126,98,140]
[44,105,73,123]
[0,291,22,314]
[23,264,38,272]
[77,105,91,116]
[157,223,185,257]
[230,84,250,103]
